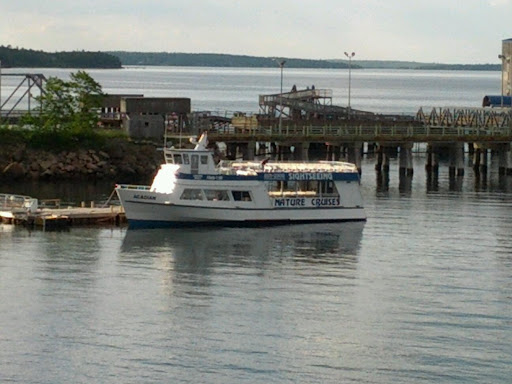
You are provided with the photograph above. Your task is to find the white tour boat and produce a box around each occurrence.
[116,133,366,227]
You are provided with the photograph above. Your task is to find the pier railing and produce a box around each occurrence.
[205,123,512,143]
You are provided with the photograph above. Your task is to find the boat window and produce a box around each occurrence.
[301,181,318,193]
[200,155,208,165]
[268,181,281,193]
[204,190,230,201]
[183,154,190,165]
[232,191,252,201]
[191,155,199,174]
[320,181,337,196]
[173,154,183,164]
[267,180,327,198]
[180,189,204,200]
[287,181,298,192]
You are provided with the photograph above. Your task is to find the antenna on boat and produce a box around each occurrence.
[189,131,208,150]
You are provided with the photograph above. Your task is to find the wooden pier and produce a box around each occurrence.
[170,103,512,176]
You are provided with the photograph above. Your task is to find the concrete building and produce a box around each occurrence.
[500,38,512,97]
[99,94,143,128]
[120,97,191,139]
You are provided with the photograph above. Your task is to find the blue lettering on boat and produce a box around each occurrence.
[311,197,340,206]
[274,198,306,207]
[263,173,287,181]
[288,172,333,181]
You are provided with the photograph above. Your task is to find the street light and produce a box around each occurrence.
[273,59,286,132]
[498,54,509,107]
[344,51,355,115]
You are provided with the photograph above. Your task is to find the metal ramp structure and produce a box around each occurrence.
[416,107,512,128]
[0,73,47,121]
[259,88,375,120]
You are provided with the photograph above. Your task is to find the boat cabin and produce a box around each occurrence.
[164,148,218,175]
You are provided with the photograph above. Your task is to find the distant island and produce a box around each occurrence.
[108,52,501,71]
[0,46,501,71]
[107,51,357,69]
[0,46,122,68]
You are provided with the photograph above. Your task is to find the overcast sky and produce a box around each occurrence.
[1,0,511,64]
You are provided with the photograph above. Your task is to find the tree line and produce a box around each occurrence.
[0,46,500,71]
[109,52,500,70]
[0,46,122,68]
[108,51,356,69]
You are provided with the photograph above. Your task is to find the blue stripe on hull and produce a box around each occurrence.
[176,172,361,182]
[127,217,367,229]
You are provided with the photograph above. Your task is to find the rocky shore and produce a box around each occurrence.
[0,139,163,183]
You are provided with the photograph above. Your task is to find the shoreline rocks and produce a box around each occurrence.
[0,141,163,183]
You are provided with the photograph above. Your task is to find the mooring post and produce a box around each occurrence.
[425,144,433,173]
[347,142,362,175]
[473,147,481,171]
[433,151,440,173]
[456,144,465,176]
[375,145,383,172]
[294,142,310,161]
[399,143,413,177]
[480,148,488,174]
[507,149,512,175]
[406,146,413,176]
[241,141,256,160]
[498,143,509,175]
[382,149,390,173]
[448,144,465,177]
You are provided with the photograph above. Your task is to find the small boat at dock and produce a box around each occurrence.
[116,133,366,227]
[0,193,38,221]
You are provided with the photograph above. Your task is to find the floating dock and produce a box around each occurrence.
[0,206,126,229]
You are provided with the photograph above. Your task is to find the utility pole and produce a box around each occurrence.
[273,58,286,133]
[344,51,355,117]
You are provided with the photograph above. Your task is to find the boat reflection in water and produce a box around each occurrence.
[120,222,365,275]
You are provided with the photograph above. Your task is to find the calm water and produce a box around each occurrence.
[1,68,512,383]
[1,66,500,114]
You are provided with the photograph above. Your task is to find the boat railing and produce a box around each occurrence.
[0,193,38,213]
[116,185,151,191]
[218,160,358,174]
[268,191,318,197]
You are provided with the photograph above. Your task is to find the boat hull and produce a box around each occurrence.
[116,187,366,228]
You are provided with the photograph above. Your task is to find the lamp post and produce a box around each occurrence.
[344,51,355,115]
[273,59,286,132]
